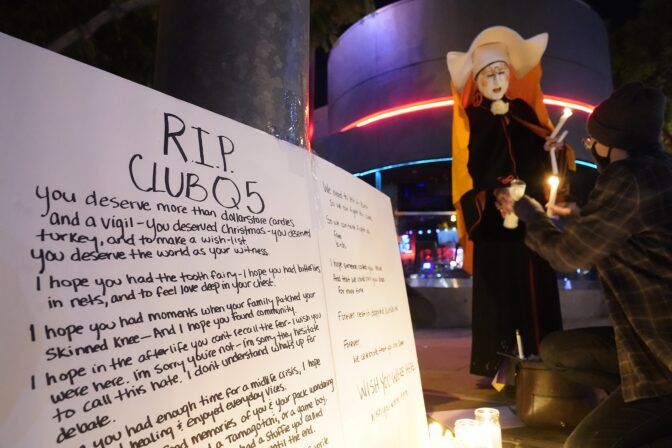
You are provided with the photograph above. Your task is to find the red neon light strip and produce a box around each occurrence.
[542,95,595,114]
[339,95,595,132]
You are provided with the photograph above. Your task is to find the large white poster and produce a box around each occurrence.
[0,33,428,448]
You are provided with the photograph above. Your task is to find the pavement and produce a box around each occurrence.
[414,320,610,447]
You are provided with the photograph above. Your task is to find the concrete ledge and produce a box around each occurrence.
[409,280,608,328]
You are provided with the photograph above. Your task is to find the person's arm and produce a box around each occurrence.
[514,163,641,272]
[546,201,580,226]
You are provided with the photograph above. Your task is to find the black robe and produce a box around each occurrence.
[461,98,563,376]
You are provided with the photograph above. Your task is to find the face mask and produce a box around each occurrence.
[476,62,510,101]
[590,143,613,171]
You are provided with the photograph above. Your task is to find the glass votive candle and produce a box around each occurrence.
[428,421,444,442]
[454,418,489,448]
[428,422,457,448]
[474,407,502,448]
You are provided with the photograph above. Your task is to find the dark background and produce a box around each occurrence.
[0,0,668,143]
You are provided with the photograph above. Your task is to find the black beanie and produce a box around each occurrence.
[587,82,666,153]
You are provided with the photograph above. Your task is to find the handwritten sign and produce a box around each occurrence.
[311,159,429,447]
[0,32,428,448]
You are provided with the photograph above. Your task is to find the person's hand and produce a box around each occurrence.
[544,136,563,152]
[545,203,573,217]
[494,188,514,218]
[514,196,544,221]
[545,201,579,218]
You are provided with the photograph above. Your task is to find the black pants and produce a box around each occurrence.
[541,328,672,447]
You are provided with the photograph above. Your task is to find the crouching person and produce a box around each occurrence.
[495,82,672,447]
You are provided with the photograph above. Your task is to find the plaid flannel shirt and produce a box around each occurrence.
[517,152,672,402]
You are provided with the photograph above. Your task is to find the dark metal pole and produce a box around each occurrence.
[154,0,310,148]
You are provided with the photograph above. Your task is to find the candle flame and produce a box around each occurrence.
[548,175,560,187]
[429,422,444,440]
[562,107,573,118]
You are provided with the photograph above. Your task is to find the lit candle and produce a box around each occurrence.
[475,408,502,448]
[428,422,456,448]
[549,130,568,175]
[442,429,456,448]
[429,422,444,442]
[550,107,573,139]
[454,419,489,448]
[549,108,572,180]
[546,175,560,217]
[516,329,524,360]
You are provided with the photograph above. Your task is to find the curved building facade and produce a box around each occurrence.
[314,0,610,172]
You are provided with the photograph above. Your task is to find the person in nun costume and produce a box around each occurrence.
[447,26,575,381]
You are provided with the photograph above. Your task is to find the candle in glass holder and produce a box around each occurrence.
[454,418,489,448]
[429,422,443,444]
[442,432,457,448]
[428,422,457,448]
[475,408,502,448]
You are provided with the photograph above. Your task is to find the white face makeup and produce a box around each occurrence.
[476,61,510,101]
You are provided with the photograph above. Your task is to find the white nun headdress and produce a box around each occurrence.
[447,26,548,92]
